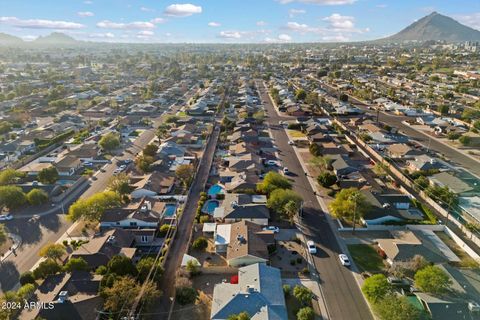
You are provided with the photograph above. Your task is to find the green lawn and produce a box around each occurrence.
[288,130,306,138]
[347,244,384,272]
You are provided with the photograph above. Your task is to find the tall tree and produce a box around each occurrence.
[38,167,59,184]
[414,265,452,295]
[328,188,369,221]
[257,172,291,194]
[39,243,66,262]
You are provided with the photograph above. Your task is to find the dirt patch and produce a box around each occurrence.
[271,240,309,278]
[171,290,211,320]
[190,234,227,267]
[68,220,98,237]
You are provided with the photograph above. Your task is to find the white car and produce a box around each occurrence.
[119,164,127,170]
[288,141,295,145]
[0,214,13,221]
[262,226,280,233]
[339,254,351,266]
[283,167,289,175]
[307,240,317,254]
[113,168,122,174]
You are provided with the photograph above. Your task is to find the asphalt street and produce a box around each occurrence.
[315,78,480,177]
[257,81,373,320]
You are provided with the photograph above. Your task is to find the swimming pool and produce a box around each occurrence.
[163,204,177,218]
[207,184,224,197]
[202,200,220,215]
[56,179,75,186]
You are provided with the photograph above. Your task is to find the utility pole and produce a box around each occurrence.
[350,193,359,235]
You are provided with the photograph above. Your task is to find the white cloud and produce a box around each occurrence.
[322,13,355,30]
[278,34,292,41]
[164,4,202,17]
[77,11,94,17]
[140,6,154,12]
[151,17,167,24]
[89,32,115,38]
[265,34,292,43]
[322,34,349,41]
[208,22,221,27]
[138,30,154,36]
[376,4,387,8]
[0,16,84,29]
[136,30,154,39]
[256,21,267,26]
[454,12,480,30]
[83,0,93,4]
[219,30,242,39]
[96,20,155,30]
[285,21,311,32]
[278,0,356,5]
[289,9,306,17]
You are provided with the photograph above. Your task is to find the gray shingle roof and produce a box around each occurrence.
[211,264,287,320]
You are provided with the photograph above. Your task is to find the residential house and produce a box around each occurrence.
[429,172,474,194]
[130,172,176,199]
[407,155,444,172]
[18,162,53,176]
[100,199,164,230]
[224,172,259,193]
[213,194,270,225]
[20,272,102,320]
[54,156,82,176]
[361,190,423,225]
[376,230,457,266]
[225,154,261,173]
[386,143,421,159]
[226,220,274,267]
[70,229,135,270]
[211,263,288,320]
[66,143,101,162]
[331,155,358,177]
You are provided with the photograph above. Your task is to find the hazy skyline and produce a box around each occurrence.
[0,0,480,43]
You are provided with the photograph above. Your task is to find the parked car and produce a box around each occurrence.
[265,160,277,166]
[262,226,280,233]
[283,167,289,175]
[307,240,317,254]
[339,254,350,266]
[119,164,127,171]
[288,140,295,145]
[113,168,122,175]
[0,214,13,221]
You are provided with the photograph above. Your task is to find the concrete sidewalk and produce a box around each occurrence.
[0,233,22,263]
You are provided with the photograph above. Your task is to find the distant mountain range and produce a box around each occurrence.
[0,12,479,46]
[0,31,80,46]
[382,12,480,42]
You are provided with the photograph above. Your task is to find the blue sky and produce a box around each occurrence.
[0,0,479,43]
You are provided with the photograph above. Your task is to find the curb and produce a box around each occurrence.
[285,129,377,319]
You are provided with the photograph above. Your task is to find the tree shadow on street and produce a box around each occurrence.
[5,219,42,245]
[0,261,20,291]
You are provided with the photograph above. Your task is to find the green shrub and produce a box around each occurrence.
[19,272,35,286]
[192,237,208,251]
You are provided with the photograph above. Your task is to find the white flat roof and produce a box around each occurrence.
[202,222,217,233]
[215,224,231,246]
[252,195,267,203]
